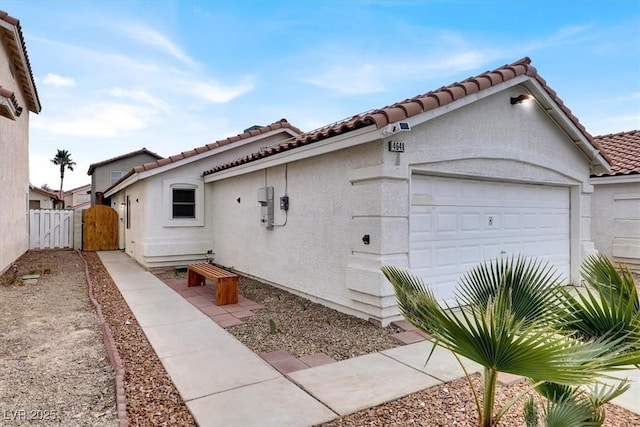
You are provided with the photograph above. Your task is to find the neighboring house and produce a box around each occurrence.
[104,120,302,265]
[201,57,610,325]
[0,11,41,275]
[87,148,162,206]
[28,185,59,209]
[590,130,640,272]
[63,183,91,210]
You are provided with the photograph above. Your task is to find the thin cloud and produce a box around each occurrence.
[522,24,593,52]
[104,88,171,113]
[117,23,196,66]
[32,103,156,137]
[42,73,76,88]
[181,77,255,103]
[304,49,496,95]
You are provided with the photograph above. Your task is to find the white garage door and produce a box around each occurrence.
[410,175,570,303]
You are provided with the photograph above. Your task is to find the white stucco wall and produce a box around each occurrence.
[110,131,296,269]
[0,38,30,274]
[207,86,598,325]
[212,142,382,318]
[591,180,640,261]
[28,189,54,209]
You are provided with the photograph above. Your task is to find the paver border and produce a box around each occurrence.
[77,250,128,427]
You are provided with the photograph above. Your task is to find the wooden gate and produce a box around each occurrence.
[83,205,118,251]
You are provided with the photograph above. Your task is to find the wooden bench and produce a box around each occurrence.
[187,263,239,305]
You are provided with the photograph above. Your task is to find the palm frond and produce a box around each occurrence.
[542,397,601,427]
[382,265,624,385]
[456,255,564,327]
[581,254,638,312]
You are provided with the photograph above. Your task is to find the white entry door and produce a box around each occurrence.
[410,175,570,303]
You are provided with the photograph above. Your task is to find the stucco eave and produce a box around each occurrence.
[204,125,379,183]
[104,174,139,197]
[590,174,640,185]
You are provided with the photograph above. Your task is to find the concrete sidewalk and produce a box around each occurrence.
[97,251,639,426]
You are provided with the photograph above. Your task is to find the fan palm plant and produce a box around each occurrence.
[559,253,640,357]
[382,256,638,427]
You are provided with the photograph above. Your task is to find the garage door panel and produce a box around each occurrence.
[410,175,570,303]
[409,208,431,233]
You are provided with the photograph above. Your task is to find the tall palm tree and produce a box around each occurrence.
[50,149,76,208]
[382,256,640,427]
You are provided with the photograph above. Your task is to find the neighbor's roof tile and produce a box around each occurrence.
[104,118,302,192]
[592,130,640,177]
[204,57,604,176]
[87,148,163,175]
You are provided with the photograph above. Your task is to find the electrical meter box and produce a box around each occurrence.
[257,187,274,229]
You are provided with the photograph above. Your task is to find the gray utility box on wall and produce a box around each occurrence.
[257,187,274,230]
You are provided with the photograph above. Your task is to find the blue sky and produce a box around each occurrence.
[4,0,640,191]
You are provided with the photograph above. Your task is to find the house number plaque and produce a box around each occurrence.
[388,140,405,152]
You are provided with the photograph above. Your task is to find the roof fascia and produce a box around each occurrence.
[206,74,609,182]
[204,126,378,183]
[590,174,640,185]
[0,17,41,113]
[518,79,610,174]
[104,173,139,198]
[106,127,300,196]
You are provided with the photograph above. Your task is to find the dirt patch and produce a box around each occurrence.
[0,250,116,426]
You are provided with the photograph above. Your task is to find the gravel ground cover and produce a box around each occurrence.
[219,276,401,360]
[82,252,196,427]
[0,250,116,426]
[2,250,638,426]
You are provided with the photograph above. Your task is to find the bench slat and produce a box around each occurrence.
[186,263,238,305]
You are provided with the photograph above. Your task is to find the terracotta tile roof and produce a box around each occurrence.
[203,57,605,176]
[63,183,91,195]
[87,148,163,175]
[29,184,59,200]
[104,118,302,193]
[592,130,640,177]
[0,11,41,113]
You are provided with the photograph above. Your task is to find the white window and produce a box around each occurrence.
[162,178,204,227]
[110,171,125,184]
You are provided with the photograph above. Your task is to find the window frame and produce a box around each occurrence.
[110,171,125,185]
[162,178,204,227]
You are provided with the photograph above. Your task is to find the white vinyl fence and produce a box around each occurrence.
[29,209,74,249]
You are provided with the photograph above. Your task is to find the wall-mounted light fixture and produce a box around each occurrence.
[510,94,532,105]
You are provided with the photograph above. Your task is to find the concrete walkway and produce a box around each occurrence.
[97,251,639,426]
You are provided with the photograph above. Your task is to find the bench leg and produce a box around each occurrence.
[188,270,205,287]
[215,276,239,305]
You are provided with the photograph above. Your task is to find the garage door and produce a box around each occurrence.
[410,175,570,303]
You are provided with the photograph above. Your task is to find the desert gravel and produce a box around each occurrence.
[0,250,116,426]
[2,250,639,426]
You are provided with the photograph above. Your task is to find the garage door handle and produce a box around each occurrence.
[500,251,507,255]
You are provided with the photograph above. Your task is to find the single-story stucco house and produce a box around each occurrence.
[108,56,611,325]
[590,130,640,272]
[28,184,60,209]
[104,120,302,265]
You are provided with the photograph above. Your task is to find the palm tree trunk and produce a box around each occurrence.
[481,367,498,427]
[59,165,64,209]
